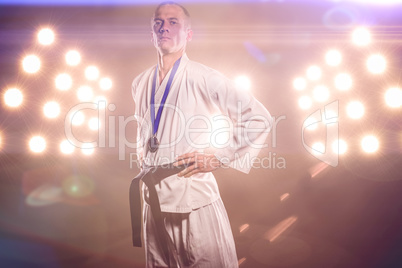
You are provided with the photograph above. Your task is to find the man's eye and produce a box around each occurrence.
[170,21,177,25]
[154,21,161,26]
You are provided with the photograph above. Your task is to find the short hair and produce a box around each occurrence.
[152,1,191,28]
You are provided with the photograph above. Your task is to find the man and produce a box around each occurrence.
[131,2,272,267]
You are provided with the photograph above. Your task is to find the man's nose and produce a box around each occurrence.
[159,22,169,33]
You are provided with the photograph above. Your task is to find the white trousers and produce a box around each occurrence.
[144,198,239,268]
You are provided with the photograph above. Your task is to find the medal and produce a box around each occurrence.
[147,136,159,153]
[148,57,182,153]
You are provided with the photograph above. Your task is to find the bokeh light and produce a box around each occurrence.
[65,50,81,66]
[304,117,319,131]
[347,101,365,119]
[85,66,99,81]
[335,73,353,91]
[312,142,325,155]
[298,96,312,110]
[325,49,342,66]
[81,142,95,156]
[88,117,100,131]
[4,88,23,108]
[29,136,46,153]
[367,54,386,74]
[43,101,60,119]
[332,139,347,155]
[385,87,402,108]
[306,65,322,81]
[55,73,72,91]
[293,77,306,91]
[70,111,85,126]
[313,85,330,102]
[77,86,93,102]
[22,55,41,73]
[235,76,251,91]
[37,28,55,45]
[60,139,75,155]
[352,27,371,46]
[361,135,379,153]
[99,77,112,90]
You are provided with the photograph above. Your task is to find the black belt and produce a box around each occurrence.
[129,163,187,248]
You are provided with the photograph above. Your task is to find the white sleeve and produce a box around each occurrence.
[207,72,273,174]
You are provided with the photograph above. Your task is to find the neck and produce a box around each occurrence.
[157,49,184,83]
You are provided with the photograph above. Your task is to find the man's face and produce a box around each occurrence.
[152,4,192,55]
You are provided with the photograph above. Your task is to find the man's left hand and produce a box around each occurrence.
[174,152,222,178]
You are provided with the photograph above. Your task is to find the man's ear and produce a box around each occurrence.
[186,29,193,42]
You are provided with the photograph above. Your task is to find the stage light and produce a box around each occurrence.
[312,142,325,155]
[77,86,93,102]
[60,139,75,155]
[332,139,347,155]
[37,28,54,45]
[81,142,95,155]
[325,49,342,66]
[306,65,321,81]
[29,136,46,153]
[85,66,99,81]
[70,110,85,126]
[4,88,23,108]
[99,77,112,90]
[235,76,251,91]
[323,109,338,124]
[367,54,386,74]
[304,117,319,131]
[22,55,41,74]
[352,27,371,46]
[335,73,352,91]
[43,101,60,118]
[65,50,81,66]
[293,77,306,91]
[313,85,330,102]
[88,117,99,131]
[55,73,72,91]
[385,87,402,108]
[347,101,364,119]
[361,135,379,153]
[298,96,312,110]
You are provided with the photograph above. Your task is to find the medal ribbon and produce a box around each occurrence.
[150,57,181,137]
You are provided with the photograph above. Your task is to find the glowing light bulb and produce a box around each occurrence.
[4,88,23,108]
[22,55,41,73]
[37,28,55,45]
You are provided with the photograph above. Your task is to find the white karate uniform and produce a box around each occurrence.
[132,54,272,267]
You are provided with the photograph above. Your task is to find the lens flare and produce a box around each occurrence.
[77,86,93,102]
[367,54,386,74]
[43,101,60,119]
[312,142,325,155]
[332,139,347,155]
[325,49,342,66]
[55,73,72,91]
[99,77,112,90]
[361,135,379,153]
[235,76,251,91]
[352,27,371,46]
[60,140,75,155]
[347,101,364,119]
[385,87,402,108]
[85,66,99,81]
[306,65,322,81]
[313,85,330,102]
[37,28,55,45]
[22,55,41,73]
[29,136,46,153]
[4,88,23,108]
[293,77,306,91]
[65,50,81,66]
[298,96,312,110]
[335,73,353,91]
